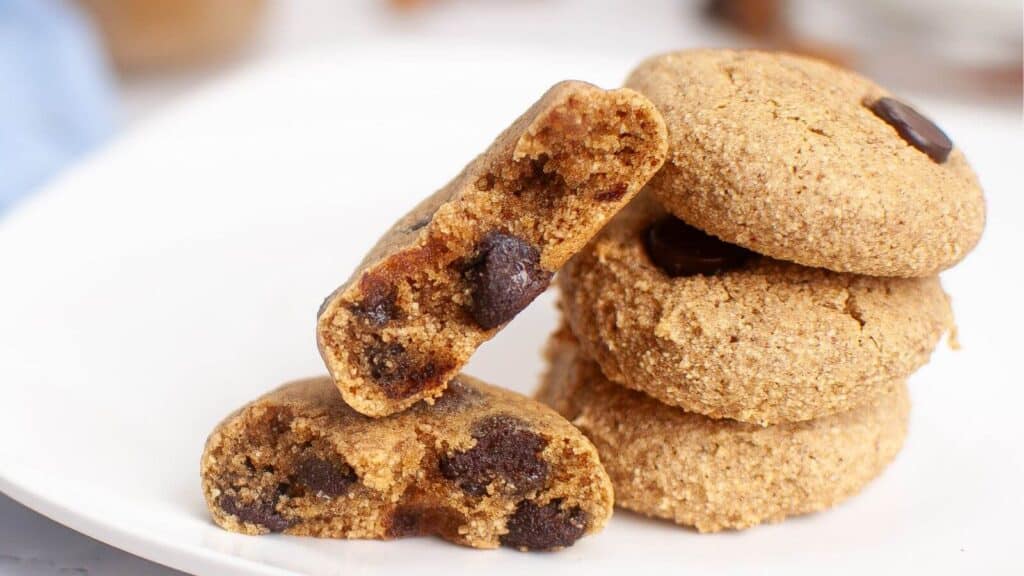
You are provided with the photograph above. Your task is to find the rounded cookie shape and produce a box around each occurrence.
[626,49,985,277]
[559,195,951,424]
[537,330,909,532]
[318,80,668,417]
[201,374,613,550]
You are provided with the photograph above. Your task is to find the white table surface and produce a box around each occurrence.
[0,494,185,575]
[1,1,1018,574]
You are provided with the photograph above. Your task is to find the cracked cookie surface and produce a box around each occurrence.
[537,330,909,532]
[559,195,952,424]
[625,49,985,277]
[201,374,613,550]
[317,80,667,417]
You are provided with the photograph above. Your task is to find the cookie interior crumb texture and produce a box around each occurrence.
[559,194,952,425]
[201,375,613,550]
[537,329,910,533]
[626,49,985,277]
[317,80,668,417]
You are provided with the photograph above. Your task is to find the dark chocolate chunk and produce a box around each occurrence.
[293,455,357,497]
[387,505,467,539]
[593,183,628,202]
[500,500,587,550]
[644,216,753,277]
[438,414,548,496]
[869,97,952,163]
[464,232,553,330]
[351,275,398,327]
[365,341,444,399]
[218,494,291,533]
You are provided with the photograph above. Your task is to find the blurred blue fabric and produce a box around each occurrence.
[0,0,116,214]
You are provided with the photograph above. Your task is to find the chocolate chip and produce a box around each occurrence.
[593,183,628,202]
[293,455,357,497]
[387,505,467,539]
[464,232,553,330]
[644,216,753,277]
[500,500,587,550]
[218,494,291,533]
[365,341,444,399]
[438,414,548,496]
[351,275,398,327]
[869,97,952,163]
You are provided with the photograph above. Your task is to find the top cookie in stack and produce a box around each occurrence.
[625,49,984,278]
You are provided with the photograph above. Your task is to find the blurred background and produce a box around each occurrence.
[0,0,1020,573]
[1,0,1021,215]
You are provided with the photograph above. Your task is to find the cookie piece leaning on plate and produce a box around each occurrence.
[626,49,985,277]
[559,194,951,425]
[317,80,668,417]
[201,374,614,550]
[537,329,909,533]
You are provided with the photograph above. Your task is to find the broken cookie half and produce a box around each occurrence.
[201,374,613,550]
[316,80,668,417]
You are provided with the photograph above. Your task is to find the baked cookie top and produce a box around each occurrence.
[558,194,952,424]
[626,49,985,277]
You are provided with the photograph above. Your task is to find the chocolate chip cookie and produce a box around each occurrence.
[625,49,985,277]
[538,329,909,532]
[317,80,668,417]
[559,194,951,424]
[201,374,613,550]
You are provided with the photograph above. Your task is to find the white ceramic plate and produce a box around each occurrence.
[1,42,1020,576]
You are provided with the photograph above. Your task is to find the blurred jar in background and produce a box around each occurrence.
[707,0,1022,104]
[76,0,266,74]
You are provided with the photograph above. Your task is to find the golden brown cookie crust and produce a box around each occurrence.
[559,194,951,424]
[317,80,668,417]
[201,374,613,550]
[537,330,909,533]
[626,49,985,277]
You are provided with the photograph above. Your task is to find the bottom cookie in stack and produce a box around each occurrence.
[537,327,909,533]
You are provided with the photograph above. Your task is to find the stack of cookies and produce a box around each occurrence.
[538,50,984,532]
[199,48,985,552]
